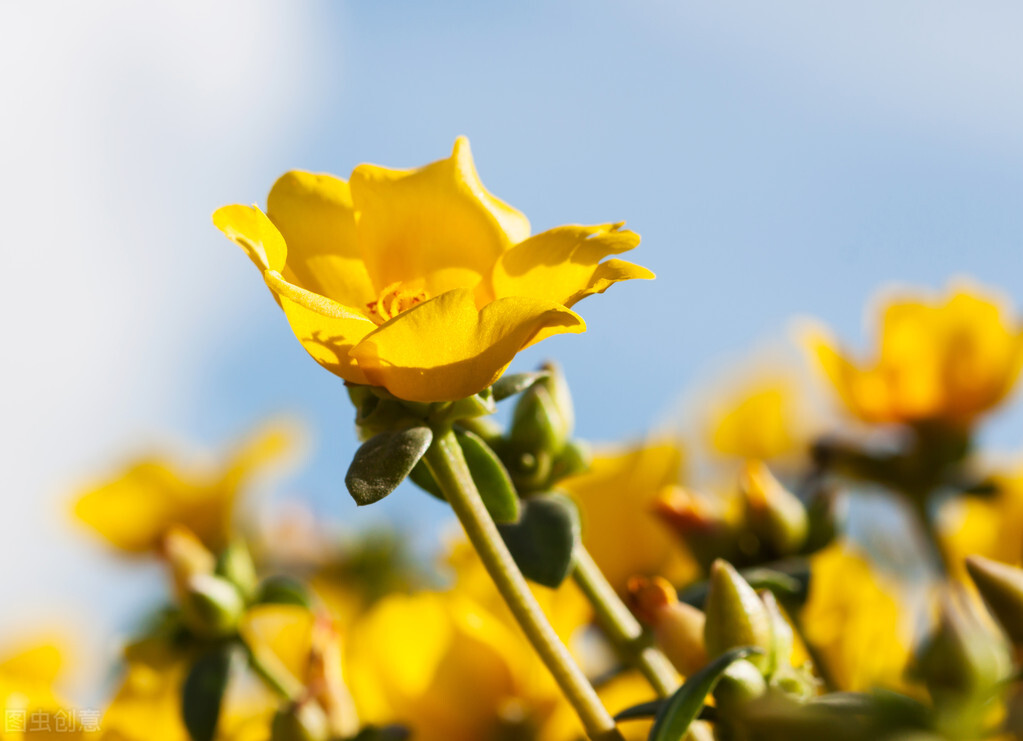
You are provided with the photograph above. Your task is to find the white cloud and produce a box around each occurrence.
[0,0,336,679]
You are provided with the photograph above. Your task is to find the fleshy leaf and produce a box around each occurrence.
[648,647,759,741]
[497,494,579,587]
[346,427,434,506]
[491,371,549,401]
[182,645,239,741]
[456,430,520,524]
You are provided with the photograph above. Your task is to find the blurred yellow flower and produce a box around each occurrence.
[0,638,95,741]
[344,543,601,741]
[801,541,914,693]
[102,605,352,741]
[560,441,695,594]
[807,283,1023,428]
[73,422,295,554]
[707,377,807,463]
[941,465,1023,576]
[214,137,651,402]
[100,639,276,741]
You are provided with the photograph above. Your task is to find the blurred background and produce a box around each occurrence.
[1,0,1021,693]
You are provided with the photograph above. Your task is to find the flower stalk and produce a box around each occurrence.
[423,426,623,741]
[572,545,679,698]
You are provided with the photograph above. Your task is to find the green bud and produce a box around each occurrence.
[215,539,258,603]
[965,555,1023,645]
[739,461,808,556]
[181,574,245,638]
[510,384,566,457]
[712,659,767,714]
[271,701,330,741]
[759,589,794,678]
[539,361,574,439]
[549,439,591,483]
[915,592,1011,703]
[704,559,773,669]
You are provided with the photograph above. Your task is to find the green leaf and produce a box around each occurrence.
[345,427,433,506]
[408,460,445,500]
[456,429,520,524]
[256,575,314,609]
[497,494,579,588]
[491,372,549,401]
[182,644,238,741]
[615,699,664,722]
[648,647,759,741]
[350,726,411,741]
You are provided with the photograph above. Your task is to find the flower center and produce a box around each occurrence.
[366,282,428,324]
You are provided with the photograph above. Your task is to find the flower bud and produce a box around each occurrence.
[539,361,574,439]
[915,592,1011,703]
[628,576,708,676]
[704,559,772,670]
[215,539,258,603]
[160,525,215,597]
[654,486,732,571]
[713,658,767,714]
[759,590,794,678]
[509,363,573,460]
[181,573,245,638]
[271,700,330,741]
[965,555,1023,645]
[739,461,808,556]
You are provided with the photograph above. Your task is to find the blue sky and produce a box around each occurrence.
[2,1,1021,687]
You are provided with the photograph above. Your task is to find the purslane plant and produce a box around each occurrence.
[215,139,656,740]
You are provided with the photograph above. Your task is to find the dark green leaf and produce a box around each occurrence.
[256,575,313,609]
[616,702,717,724]
[497,494,579,587]
[182,645,238,741]
[456,429,520,524]
[345,427,433,506]
[615,699,664,722]
[349,725,411,741]
[491,372,549,401]
[648,647,759,741]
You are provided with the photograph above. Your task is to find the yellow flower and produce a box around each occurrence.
[100,638,276,741]
[800,541,914,693]
[706,375,811,464]
[214,138,651,402]
[807,283,1023,428]
[73,421,295,554]
[940,464,1023,578]
[0,638,94,741]
[559,441,696,594]
[344,543,595,741]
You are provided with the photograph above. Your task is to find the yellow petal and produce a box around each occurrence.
[263,270,377,385]
[239,604,315,687]
[349,137,530,298]
[348,288,584,402]
[492,224,653,308]
[560,442,692,594]
[213,204,286,273]
[73,460,198,554]
[266,170,376,308]
[0,643,63,685]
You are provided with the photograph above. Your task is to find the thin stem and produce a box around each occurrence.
[246,641,302,700]
[572,546,679,698]
[424,426,623,741]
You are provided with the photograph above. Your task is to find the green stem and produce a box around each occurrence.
[572,546,679,698]
[246,642,302,700]
[424,426,623,741]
